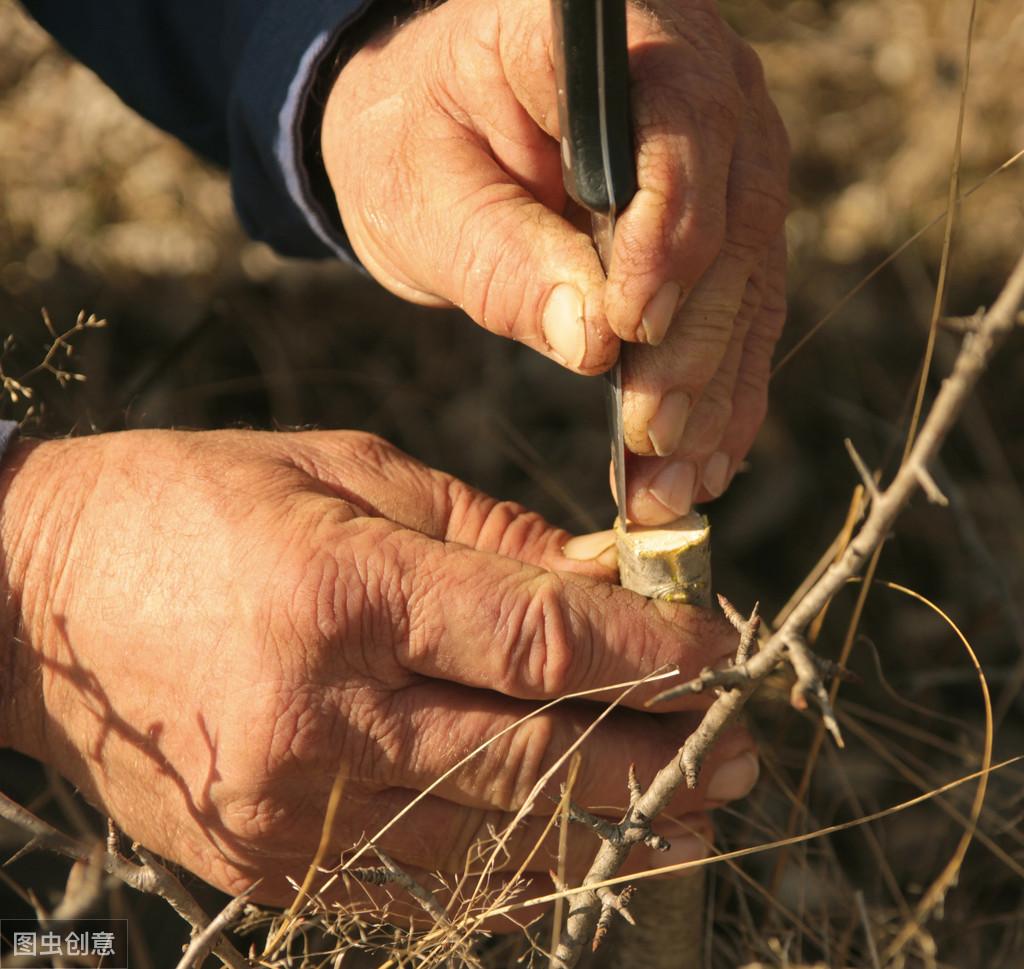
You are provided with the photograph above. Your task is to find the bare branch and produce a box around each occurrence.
[371,847,450,926]
[550,247,1024,967]
[174,885,257,969]
[0,792,247,969]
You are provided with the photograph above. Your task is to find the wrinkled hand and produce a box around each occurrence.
[323,0,789,525]
[0,430,757,916]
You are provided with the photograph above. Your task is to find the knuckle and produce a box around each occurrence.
[496,572,578,697]
[731,36,766,92]
[700,387,735,431]
[450,187,534,332]
[480,716,557,810]
[728,168,789,251]
[688,71,745,144]
[679,197,729,277]
[684,388,734,453]
[459,492,555,560]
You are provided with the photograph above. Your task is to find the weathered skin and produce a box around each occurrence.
[0,429,757,917]
[323,0,789,524]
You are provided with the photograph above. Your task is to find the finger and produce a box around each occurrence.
[498,0,742,346]
[325,514,737,705]
[378,680,756,814]
[603,7,744,344]
[619,49,788,461]
[622,260,765,525]
[350,518,737,704]
[286,432,617,581]
[692,230,787,503]
[325,2,618,376]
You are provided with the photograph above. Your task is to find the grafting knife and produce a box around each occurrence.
[550,0,637,527]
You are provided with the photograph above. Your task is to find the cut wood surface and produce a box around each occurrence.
[615,513,712,607]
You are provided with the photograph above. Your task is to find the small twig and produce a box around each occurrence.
[723,596,761,664]
[565,800,668,853]
[592,885,636,951]
[552,248,1024,967]
[371,847,450,926]
[914,464,949,506]
[133,846,250,969]
[565,802,626,848]
[938,307,986,332]
[844,439,882,505]
[174,884,257,969]
[0,792,248,969]
[786,635,844,748]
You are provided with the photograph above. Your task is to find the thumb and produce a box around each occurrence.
[421,137,617,374]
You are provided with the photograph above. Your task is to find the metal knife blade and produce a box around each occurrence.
[550,0,636,527]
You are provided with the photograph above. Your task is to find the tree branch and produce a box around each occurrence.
[550,246,1024,967]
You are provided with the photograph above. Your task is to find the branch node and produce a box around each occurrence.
[786,636,845,748]
[567,802,626,848]
[592,885,637,950]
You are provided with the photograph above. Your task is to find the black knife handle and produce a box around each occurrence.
[551,0,637,215]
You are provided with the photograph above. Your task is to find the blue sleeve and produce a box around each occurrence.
[19,0,380,260]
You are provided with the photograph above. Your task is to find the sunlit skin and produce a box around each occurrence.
[0,0,786,921]
[0,430,758,913]
[323,0,789,524]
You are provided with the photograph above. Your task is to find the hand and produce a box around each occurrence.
[322,0,789,525]
[0,430,758,918]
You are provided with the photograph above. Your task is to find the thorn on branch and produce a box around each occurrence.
[813,654,861,686]
[650,599,762,706]
[844,438,882,505]
[106,819,120,857]
[627,765,642,808]
[938,306,986,333]
[717,596,761,664]
[786,636,845,748]
[548,869,569,895]
[914,464,949,506]
[592,885,636,950]
[566,802,626,848]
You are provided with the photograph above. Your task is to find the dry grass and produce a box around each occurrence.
[1,0,1023,966]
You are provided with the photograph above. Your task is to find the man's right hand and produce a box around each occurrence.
[322,0,789,524]
[0,430,758,918]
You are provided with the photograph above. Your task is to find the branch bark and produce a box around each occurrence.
[551,246,1024,967]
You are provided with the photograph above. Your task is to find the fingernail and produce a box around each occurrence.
[706,751,759,801]
[641,281,682,345]
[702,451,731,498]
[649,461,697,518]
[648,390,691,457]
[563,529,616,561]
[641,835,708,873]
[542,284,587,368]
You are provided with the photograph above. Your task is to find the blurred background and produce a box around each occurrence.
[1,0,1022,965]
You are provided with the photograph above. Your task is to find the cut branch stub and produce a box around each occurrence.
[615,513,711,607]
